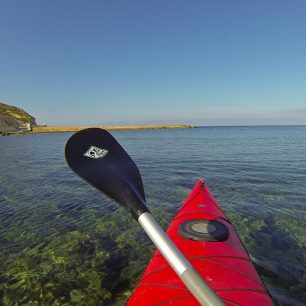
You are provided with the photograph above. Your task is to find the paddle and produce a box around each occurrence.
[65,128,224,306]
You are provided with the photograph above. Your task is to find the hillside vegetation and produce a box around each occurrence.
[0,102,36,132]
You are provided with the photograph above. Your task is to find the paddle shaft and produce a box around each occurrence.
[65,129,223,305]
[138,212,224,306]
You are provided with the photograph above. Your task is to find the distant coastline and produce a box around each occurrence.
[30,124,194,133]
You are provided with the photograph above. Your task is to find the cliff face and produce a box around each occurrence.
[0,102,37,133]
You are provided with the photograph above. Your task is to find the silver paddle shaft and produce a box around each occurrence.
[138,212,224,306]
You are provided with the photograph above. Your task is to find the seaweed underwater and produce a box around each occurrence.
[0,128,305,305]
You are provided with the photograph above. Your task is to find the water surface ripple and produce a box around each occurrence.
[0,126,305,305]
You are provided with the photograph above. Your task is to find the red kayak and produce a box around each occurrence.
[127,180,274,305]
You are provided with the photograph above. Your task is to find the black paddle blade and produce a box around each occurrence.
[65,128,148,220]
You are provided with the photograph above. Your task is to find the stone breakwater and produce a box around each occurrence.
[31,125,194,133]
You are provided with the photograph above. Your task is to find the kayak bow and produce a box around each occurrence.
[127,180,274,306]
[65,129,273,306]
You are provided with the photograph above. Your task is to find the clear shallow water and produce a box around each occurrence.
[0,126,305,305]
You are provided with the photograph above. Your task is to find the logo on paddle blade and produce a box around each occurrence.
[83,146,108,159]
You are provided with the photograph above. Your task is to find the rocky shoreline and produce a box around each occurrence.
[0,102,195,135]
[30,125,194,133]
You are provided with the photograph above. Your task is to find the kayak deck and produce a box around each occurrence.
[127,180,274,305]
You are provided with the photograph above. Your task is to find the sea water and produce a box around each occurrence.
[0,126,305,305]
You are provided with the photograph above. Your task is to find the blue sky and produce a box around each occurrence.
[0,0,305,125]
